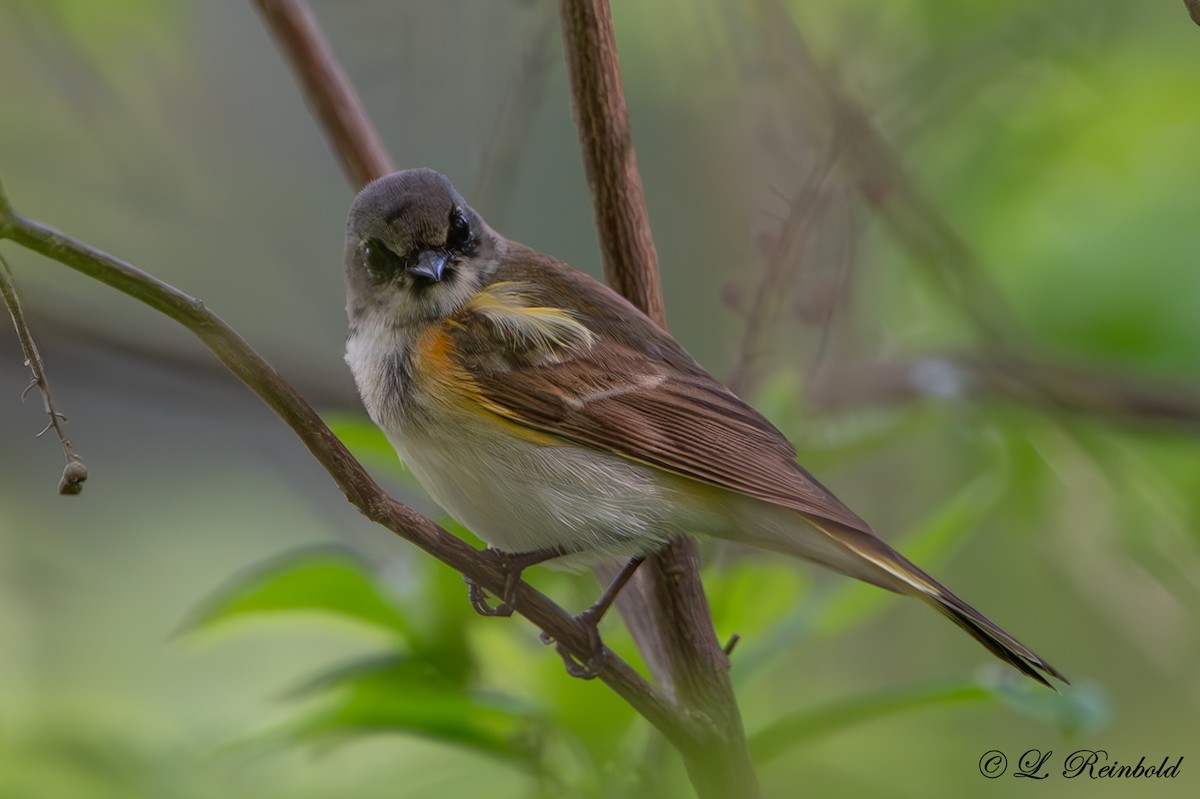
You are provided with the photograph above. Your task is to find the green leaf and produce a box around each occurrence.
[183,545,414,639]
[324,412,415,482]
[282,653,545,766]
[749,680,993,764]
[983,669,1110,739]
[748,669,1110,764]
[706,558,808,644]
[812,473,1005,637]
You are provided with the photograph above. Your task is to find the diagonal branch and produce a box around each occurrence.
[748,0,1021,346]
[0,185,700,757]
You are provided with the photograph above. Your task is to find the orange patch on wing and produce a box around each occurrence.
[414,322,562,447]
[411,325,478,403]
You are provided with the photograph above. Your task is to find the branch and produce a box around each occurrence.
[24,305,361,412]
[1187,0,1200,26]
[748,0,1021,347]
[0,184,701,757]
[471,0,558,225]
[250,0,393,188]
[0,249,87,494]
[727,154,842,394]
[559,2,760,796]
[559,0,665,326]
[807,353,1200,429]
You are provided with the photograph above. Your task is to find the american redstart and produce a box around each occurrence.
[343,168,1063,687]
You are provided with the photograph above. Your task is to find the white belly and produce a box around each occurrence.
[387,413,718,560]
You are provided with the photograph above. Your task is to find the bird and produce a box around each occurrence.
[342,168,1065,687]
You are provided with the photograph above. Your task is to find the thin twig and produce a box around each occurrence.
[472,0,558,225]
[0,251,87,494]
[0,186,699,755]
[25,304,1200,431]
[25,306,362,413]
[727,153,841,394]
[250,0,394,189]
[747,0,1021,347]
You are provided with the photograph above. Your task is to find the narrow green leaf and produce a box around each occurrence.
[749,671,1111,764]
[749,680,993,764]
[983,670,1110,738]
[283,653,544,766]
[812,473,1004,637]
[706,559,807,643]
[183,545,414,639]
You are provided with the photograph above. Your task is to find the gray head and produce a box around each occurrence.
[344,169,500,326]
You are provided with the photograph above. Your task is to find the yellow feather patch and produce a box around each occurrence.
[464,281,595,356]
[416,323,562,447]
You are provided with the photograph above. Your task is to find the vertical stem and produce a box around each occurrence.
[558,2,760,795]
[558,0,666,326]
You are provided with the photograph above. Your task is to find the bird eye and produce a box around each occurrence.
[446,208,472,252]
[362,238,404,280]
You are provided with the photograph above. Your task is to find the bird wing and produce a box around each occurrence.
[447,283,870,533]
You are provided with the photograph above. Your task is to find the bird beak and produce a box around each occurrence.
[408,250,449,282]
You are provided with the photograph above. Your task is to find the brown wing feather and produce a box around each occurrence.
[463,332,871,533]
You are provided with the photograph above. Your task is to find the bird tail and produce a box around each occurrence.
[796,516,1068,688]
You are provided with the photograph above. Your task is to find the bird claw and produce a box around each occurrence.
[463,547,552,617]
[464,572,516,617]
[462,546,624,678]
[540,615,605,680]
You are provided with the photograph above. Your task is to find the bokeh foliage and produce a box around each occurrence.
[2,0,1198,797]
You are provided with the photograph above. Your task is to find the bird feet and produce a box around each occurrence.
[538,555,645,680]
[466,550,646,680]
[463,546,567,617]
[541,613,606,680]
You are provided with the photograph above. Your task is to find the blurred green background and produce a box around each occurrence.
[2,0,1198,796]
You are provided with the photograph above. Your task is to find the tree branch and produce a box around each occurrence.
[0,185,702,756]
[558,0,665,326]
[559,1,760,796]
[26,305,1200,435]
[807,353,1200,429]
